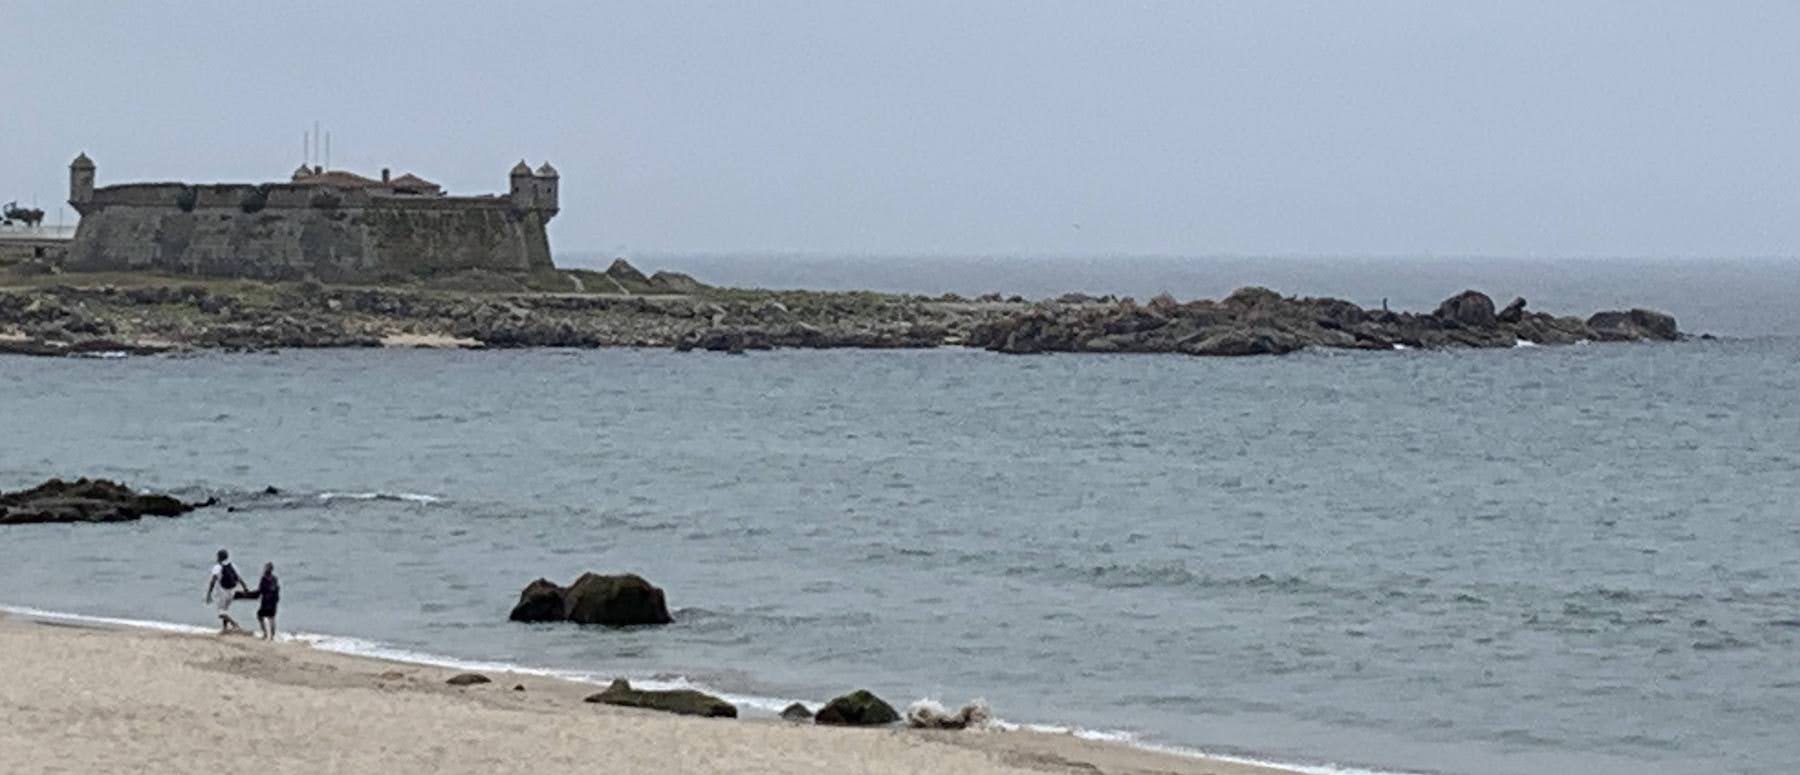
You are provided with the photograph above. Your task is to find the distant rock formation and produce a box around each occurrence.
[0,281,1683,358]
[0,478,214,525]
[507,573,673,626]
[965,289,1681,356]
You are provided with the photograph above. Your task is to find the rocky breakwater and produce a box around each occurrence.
[966,287,1681,356]
[0,478,214,525]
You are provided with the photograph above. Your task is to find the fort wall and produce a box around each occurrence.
[63,155,559,281]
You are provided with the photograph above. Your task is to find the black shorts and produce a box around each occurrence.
[257,602,278,618]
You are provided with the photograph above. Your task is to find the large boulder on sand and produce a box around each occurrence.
[584,679,737,718]
[564,573,673,625]
[507,578,568,623]
[1434,290,1498,328]
[813,689,900,726]
[0,478,213,525]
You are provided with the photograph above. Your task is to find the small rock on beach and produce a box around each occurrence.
[814,690,900,726]
[446,673,492,686]
[583,679,737,718]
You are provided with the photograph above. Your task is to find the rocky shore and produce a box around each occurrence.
[0,262,1681,358]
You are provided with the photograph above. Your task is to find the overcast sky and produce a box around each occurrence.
[2,1,1796,257]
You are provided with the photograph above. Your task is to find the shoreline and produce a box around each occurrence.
[0,265,1683,358]
[0,603,1410,775]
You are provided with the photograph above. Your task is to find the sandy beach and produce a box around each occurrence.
[0,613,1299,775]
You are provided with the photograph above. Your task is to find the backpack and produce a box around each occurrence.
[219,562,241,590]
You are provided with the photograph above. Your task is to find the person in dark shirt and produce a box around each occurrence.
[250,562,280,640]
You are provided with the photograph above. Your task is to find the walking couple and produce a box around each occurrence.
[204,549,280,639]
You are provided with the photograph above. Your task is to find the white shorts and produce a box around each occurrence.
[215,592,233,614]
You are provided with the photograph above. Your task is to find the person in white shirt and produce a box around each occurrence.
[204,548,248,634]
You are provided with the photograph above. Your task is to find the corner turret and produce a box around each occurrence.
[535,161,559,219]
[69,152,96,212]
[509,159,535,211]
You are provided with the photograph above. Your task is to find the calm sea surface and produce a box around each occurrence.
[3,258,1799,775]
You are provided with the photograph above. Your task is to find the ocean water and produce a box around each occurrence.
[1,258,1798,775]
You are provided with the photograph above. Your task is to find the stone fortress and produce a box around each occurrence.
[63,153,561,281]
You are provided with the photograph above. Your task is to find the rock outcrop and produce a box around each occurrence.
[1434,289,1498,327]
[0,280,1681,359]
[0,478,213,525]
[583,679,737,718]
[813,690,900,726]
[965,289,1682,356]
[507,573,673,626]
[780,703,814,722]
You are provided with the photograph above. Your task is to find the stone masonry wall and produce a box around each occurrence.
[65,185,553,281]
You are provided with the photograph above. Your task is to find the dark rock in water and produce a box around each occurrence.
[813,689,900,726]
[0,478,213,525]
[780,702,813,722]
[1587,309,1680,342]
[446,673,492,686]
[513,684,526,692]
[507,573,672,626]
[508,578,569,623]
[563,573,673,626]
[1497,297,1527,324]
[583,679,737,718]
[1435,290,1498,328]
[261,485,282,496]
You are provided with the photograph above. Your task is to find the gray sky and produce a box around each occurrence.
[2,1,1796,257]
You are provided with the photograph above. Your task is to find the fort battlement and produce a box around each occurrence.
[63,154,561,282]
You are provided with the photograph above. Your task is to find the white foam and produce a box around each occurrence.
[1391,343,1412,351]
[1512,340,1539,348]
[317,491,444,504]
[0,602,1423,775]
[0,604,216,635]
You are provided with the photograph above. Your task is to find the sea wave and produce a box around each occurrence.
[317,491,445,504]
[0,602,1424,775]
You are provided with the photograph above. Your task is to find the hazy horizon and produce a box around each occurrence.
[4,1,1799,258]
